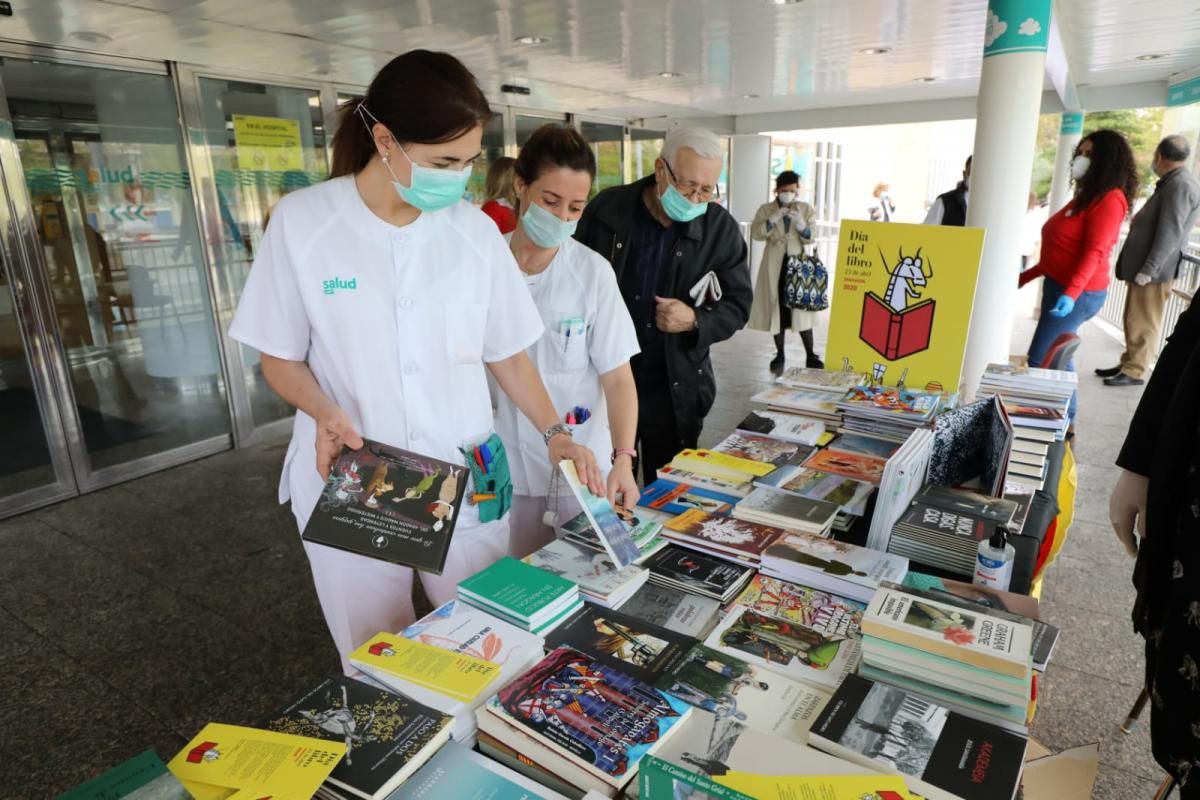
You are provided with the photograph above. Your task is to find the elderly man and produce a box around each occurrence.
[575,127,751,483]
[1097,135,1200,387]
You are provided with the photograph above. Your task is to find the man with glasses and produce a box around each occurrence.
[575,127,752,484]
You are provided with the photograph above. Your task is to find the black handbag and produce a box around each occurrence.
[783,248,829,311]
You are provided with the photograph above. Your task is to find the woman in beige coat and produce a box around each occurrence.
[748,170,823,372]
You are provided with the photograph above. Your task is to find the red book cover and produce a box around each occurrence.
[859,292,935,360]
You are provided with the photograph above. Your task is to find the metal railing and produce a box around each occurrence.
[1097,235,1200,357]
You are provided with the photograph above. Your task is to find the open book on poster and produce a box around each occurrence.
[559,461,641,569]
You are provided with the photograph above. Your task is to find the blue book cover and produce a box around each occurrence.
[391,740,556,799]
[638,479,739,517]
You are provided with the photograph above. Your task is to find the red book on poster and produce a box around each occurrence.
[859,292,935,360]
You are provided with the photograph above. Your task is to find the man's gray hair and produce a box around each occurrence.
[661,126,724,166]
[1158,134,1191,164]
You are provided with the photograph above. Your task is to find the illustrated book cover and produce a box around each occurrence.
[543,604,697,685]
[754,465,875,517]
[733,574,866,638]
[638,479,739,517]
[801,448,889,484]
[616,582,722,639]
[735,410,826,446]
[560,461,642,569]
[661,509,786,561]
[643,545,757,602]
[712,432,808,468]
[302,439,468,574]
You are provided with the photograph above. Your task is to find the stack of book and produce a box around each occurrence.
[736,408,826,446]
[545,605,698,686]
[837,384,942,442]
[712,430,813,469]
[860,584,1035,731]
[525,538,650,608]
[655,462,754,497]
[887,486,1018,578]
[754,465,875,520]
[810,673,1027,800]
[458,557,582,634]
[668,448,778,485]
[615,581,723,638]
[661,509,786,567]
[759,531,909,604]
[750,385,844,426]
[637,478,740,519]
[732,573,867,639]
[642,543,757,603]
[475,647,692,798]
[704,605,860,691]
[263,675,453,800]
[978,362,1076,489]
[558,512,668,564]
[800,446,888,486]
[732,486,840,537]
[350,599,544,746]
[865,427,936,552]
[777,366,867,394]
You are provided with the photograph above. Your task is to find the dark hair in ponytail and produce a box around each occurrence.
[513,124,597,187]
[331,50,492,178]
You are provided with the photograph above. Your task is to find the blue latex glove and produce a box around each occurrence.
[1049,294,1076,318]
[800,227,813,240]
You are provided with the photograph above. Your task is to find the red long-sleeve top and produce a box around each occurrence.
[1024,188,1127,299]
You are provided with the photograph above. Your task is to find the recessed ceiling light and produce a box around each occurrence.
[741,93,760,98]
[514,35,550,45]
[913,76,937,83]
[659,71,681,78]
[1136,53,1167,61]
[69,31,113,44]
[859,46,891,55]
[767,0,804,5]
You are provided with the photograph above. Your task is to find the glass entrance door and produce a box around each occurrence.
[578,120,626,197]
[0,56,231,498]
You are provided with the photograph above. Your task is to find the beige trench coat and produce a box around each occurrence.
[748,199,818,334]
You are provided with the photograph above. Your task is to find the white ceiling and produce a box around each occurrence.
[0,0,1197,126]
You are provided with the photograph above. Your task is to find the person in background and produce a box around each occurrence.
[923,155,971,226]
[497,124,641,558]
[1019,129,1138,418]
[867,182,895,222]
[575,126,752,485]
[227,50,603,674]
[748,170,823,373]
[480,156,518,233]
[1097,135,1200,387]
[1109,288,1200,798]
[1019,191,1048,271]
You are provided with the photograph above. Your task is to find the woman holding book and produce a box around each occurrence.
[1018,129,1138,417]
[228,50,604,674]
[496,124,641,558]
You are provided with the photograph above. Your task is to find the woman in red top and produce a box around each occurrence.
[480,156,518,234]
[1019,129,1138,393]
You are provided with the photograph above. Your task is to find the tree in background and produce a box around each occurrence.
[1031,108,1165,202]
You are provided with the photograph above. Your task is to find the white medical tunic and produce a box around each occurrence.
[495,235,639,497]
[229,175,543,531]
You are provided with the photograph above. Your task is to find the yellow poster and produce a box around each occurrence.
[233,114,304,171]
[826,220,985,393]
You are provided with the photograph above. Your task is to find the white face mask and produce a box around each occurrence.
[1071,155,1091,180]
[777,191,796,205]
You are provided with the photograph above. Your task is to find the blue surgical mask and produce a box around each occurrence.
[521,200,577,248]
[358,103,470,212]
[660,161,710,223]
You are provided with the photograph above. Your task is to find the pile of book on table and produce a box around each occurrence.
[458,556,583,634]
[977,361,1076,490]
[887,485,1022,577]
[837,384,944,442]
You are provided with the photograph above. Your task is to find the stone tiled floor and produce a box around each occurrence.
[0,319,1164,798]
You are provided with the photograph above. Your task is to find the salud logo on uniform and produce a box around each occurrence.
[323,277,358,295]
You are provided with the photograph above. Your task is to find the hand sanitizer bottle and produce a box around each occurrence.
[974,527,1015,592]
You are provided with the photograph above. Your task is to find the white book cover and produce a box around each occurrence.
[863,587,1033,678]
[736,409,826,445]
[525,538,649,600]
[751,385,842,416]
[866,428,934,552]
[703,604,860,691]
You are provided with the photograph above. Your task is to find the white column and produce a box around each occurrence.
[729,134,771,289]
[1048,111,1083,213]
[961,0,1053,399]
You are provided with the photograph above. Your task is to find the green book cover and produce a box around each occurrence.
[57,750,192,799]
[458,557,575,620]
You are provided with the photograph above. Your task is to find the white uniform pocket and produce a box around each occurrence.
[549,311,589,373]
[446,302,487,364]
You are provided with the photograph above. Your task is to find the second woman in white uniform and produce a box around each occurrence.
[227,51,604,674]
[497,124,641,558]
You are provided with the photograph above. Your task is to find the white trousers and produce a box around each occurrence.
[302,516,511,675]
[508,493,582,560]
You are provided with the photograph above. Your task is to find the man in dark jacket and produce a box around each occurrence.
[1097,135,1200,386]
[574,126,752,484]
[923,155,971,226]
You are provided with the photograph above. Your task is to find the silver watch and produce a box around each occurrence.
[543,422,573,446]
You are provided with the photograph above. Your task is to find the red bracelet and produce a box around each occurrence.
[611,448,637,464]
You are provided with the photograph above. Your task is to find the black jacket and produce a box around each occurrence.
[574,175,752,439]
[937,185,968,226]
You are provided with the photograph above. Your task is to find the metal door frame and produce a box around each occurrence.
[0,45,236,515]
[569,112,632,183]
[173,62,342,447]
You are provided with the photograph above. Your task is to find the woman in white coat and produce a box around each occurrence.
[228,50,603,674]
[498,124,642,558]
[748,170,823,373]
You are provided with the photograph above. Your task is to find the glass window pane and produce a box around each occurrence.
[0,267,57,497]
[5,59,231,471]
[631,129,664,179]
[194,79,329,428]
[516,113,565,148]
[580,121,625,197]
[467,114,506,205]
